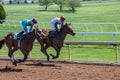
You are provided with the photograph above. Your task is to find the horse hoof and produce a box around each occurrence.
[13,62,17,66]
[17,59,22,63]
[12,60,17,66]
[47,58,50,61]
[52,56,56,59]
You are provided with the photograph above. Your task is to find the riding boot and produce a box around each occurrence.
[17,31,24,39]
[56,31,61,40]
[48,30,54,38]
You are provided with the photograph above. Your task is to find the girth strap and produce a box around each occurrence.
[18,40,20,49]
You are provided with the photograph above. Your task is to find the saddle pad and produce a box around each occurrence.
[13,33,19,41]
[43,30,49,37]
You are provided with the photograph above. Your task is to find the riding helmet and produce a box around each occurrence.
[31,18,38,24]
[60,16,66,21]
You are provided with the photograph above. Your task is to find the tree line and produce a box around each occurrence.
[0,0,37,4]
[38,0,81,13]
[0,0,81,13]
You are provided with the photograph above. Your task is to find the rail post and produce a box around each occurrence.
[67,44,71,61]
[115,45,119,63]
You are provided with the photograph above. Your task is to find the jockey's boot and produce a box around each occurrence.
[17,31,24,39]
[56,31,61,40]
[48,30,56,38]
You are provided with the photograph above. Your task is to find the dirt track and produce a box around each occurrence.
[0,59,120,80]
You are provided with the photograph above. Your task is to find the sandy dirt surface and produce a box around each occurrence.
[0,59,120,80]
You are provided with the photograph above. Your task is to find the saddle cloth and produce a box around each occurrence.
[13,33,19,41]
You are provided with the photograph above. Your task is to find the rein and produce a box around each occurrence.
[35,28,43,38]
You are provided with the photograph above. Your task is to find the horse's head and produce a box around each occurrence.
[61,23,75,36]
[34,26,45,39]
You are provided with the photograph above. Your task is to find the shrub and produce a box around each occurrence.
[0,4,6,24]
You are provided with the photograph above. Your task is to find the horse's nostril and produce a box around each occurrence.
[73,32,75,36]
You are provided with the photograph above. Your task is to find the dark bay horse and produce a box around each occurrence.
[0,27,43,66]
[36,23,75,60]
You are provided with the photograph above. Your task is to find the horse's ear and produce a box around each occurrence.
[65,23,67,26]
[36,25,38,27]
[34,25,38,28]
[65,23,71,25]
[69,23,71,25]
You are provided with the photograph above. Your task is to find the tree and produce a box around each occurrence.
[31,1,34,4]
[24,0,27,4]
[38,0,52,11]
[53,0,65,11]
[13,0,20,4]
[0,4,6,24]
[9,0,12,4]
[66,0,80,13]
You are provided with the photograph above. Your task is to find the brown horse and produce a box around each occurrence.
[36,23,75,60]
[0,27,43,66]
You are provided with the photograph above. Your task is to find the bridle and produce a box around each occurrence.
[35,27,43,38]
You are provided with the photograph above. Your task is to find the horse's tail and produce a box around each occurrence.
[0,39,5,49]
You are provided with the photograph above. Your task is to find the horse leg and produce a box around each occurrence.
[17,50,28,63]
[50,47,60,59]
[41,44,50,61]
[8,48,18,66]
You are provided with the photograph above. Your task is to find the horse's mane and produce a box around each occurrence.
[9,32,15,35]
[6,32,15,38]
[60,23,69,32]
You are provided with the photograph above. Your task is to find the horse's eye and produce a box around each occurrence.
[37,28,39,31]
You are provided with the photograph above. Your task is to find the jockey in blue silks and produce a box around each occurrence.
[17,18,38,39]
[51,16,66,32]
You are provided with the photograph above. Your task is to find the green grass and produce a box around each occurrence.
[0,1,120,63]
[0,44,119,63]
[3,2,120,22]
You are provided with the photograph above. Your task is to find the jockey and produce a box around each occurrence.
[51,16,66,32]
[17,18,38,39]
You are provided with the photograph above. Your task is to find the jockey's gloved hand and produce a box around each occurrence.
[28,32,31,35]
[56,30,60,33]
[26,32,31,37]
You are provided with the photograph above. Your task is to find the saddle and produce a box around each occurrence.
[42,30,56,38]
[48,30,57,38]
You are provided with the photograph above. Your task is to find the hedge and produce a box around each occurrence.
[0,4,6,24]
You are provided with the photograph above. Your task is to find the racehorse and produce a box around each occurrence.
[36,23,75,60]
[0,27,43,66]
